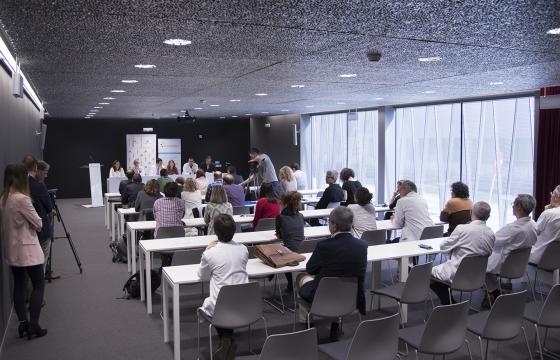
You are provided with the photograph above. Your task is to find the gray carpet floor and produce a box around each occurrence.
[1,198,558,360]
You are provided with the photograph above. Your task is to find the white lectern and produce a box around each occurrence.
[81,163,103,207]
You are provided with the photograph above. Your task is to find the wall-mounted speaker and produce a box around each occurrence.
[12,64,23,98]
[292,123,299,146]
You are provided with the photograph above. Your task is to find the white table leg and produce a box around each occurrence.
[399,257,409,324]
[119,213,125,242]
[146,251,153,314]
[111,205,117,242]
[131,230,137,274]
[104,197,109,229]
[139,247,145,302]
[163,275,169,342]
[126,226,132,273]
[371,262,382,309]
[173,283,181,360]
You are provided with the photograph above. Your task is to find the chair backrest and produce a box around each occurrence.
[401,262,433,304]
[258,328,318,360]
[233,206,251,215]
[140,208,154,221]
[310,277,358,318]
[191,207,201,218]
[451,255,488,292]
[326,202,340,209]
[317,191,324,198]
[171,249,205,266]
[156,226,185,239]
[419,301,469,354]
[360,230,387,246]
[255,218,276,231]
[538,241,560,272]
[347,313,400,360]
[499,247,531,279]
[483,291,527,340]
[537,284,560,328]
[298,238,323,253]
[419,225,444,240]
[212,282,262,329]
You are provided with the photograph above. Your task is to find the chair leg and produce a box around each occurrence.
[248,324,252,354]
[307,313,311,329]
[209,324,214,360]
[485,339,490,360]
[521,326,534,360]
[497,275,503,295]
[415,349,419,360]
[526,272,536,302]
[448,287,453,305]
[261,316,269,337]
[197,311,201,359]
[478,336,485,360]
[465,339,473,360]
[534,324,544,360]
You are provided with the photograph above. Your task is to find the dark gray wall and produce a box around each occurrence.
[249,115,301,176]
[0,63,42,350]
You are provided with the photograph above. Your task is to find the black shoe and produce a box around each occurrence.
[329,322,343,342]
[18,321,28,338]
[27,324,47,339]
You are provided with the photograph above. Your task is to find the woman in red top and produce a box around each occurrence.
[253,182,281,229]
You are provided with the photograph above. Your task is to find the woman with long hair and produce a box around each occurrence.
[166,160,179,175]
[253,182,281,229]
[204,186,233,235]
[278,166,297,192]
[0,164,47,339]
[109,160,125,177]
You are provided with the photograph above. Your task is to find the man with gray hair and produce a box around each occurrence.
[309,170,343,226]
[298,207,367,341]
[391,179,433,242]
[431,201,495,305]
[483,194,537,307]
[530,185,560,263]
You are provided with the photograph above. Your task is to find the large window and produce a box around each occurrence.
[348,110,379,197]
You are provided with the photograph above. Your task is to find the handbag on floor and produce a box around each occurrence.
[254,243,306,268]
[122,270,161,299]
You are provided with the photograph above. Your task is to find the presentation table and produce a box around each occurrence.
[161,237,445,360]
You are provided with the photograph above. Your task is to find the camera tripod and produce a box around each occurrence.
[46,190,83,280]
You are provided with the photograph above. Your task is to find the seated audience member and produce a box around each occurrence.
[440,181,473,236]
[166,160,179,175]
[530,185,560,263]
[484,194,537,307]
[430,201,495,305]
[298,207,367,341]
[384,180,403,220]
[391,180,433,242]
[132,159,142,174]
[291,162,308,190]
[227,165,244,185]
[198,214,248,358]
[195,168,209,196]
[122,174,144,205]
[134,179,161,212]
[109,160,125,177]
[348,187,377,239]
[223,174,245,207]
[155,158,164,176]
[181,178,202,236]
[340,168,362,205]
[175,176,185,197]
[204,186,233,235]
[157,168,173,191]
[119,170,134,196]
[253,182,281,230]
[309,170,343,226]
[205,171,224,203]
[200,155,216,173]
[153,182,185,238]
[276,191,305,291]
[279,166,298,193]
[182,157,198,177]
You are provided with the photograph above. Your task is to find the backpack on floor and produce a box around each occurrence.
[109,240,127,263]
[122,270,161,299]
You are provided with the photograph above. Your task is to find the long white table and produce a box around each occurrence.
[161,237,445,360]
[104,192,121,230]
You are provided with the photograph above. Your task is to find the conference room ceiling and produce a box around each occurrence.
[1,1,559,119]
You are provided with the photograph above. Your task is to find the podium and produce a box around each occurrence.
[81,163,104,207]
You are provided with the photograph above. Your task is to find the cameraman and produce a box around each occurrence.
[241,148,283,198]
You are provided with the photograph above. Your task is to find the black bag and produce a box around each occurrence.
[109,240,127,263]
[122,270,161,299]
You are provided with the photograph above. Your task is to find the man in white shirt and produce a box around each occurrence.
[391,180,433,242]
[198,214,248,358]
[484,194,537,305]
[182,157,198,177]
[291,162,308,190]
[530,185,560,264]
[431,201,495,305]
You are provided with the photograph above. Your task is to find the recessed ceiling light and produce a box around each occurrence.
[245,113,253,116]
[163,38,192,46]
[103,97,115,100]
[121,80,138,83]
[180,110,186,113]
[209,104,220,107]
[305,105,314,108]
[418,56,442,62]
[281,109,290,112]
[90,110,99,112]
[87,113,96,116]
[255,93,268,96]
[546,28,560,35]
[93,106,103,109]
[111,90,126,93]
[336,102,346,105]
[375,97,384,100]
[171,113,178,116]
[134,64,156,69]
[338,74,357,78]
[261,111,270,114]
[99,103,110,105]
[291,84,305,88]
[229,99,241,102]
[489,81,504,85]
[422,90,436,94]
[231,115,238,118]
[220,117,226,119]
[193,107,203,110]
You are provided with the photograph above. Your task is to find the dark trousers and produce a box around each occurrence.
[430,280,453,305]
[12,264,45,324]
[216,327,234,338]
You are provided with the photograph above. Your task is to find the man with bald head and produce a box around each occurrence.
[430,201,495,305]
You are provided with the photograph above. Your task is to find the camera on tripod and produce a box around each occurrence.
[248,160,258,174]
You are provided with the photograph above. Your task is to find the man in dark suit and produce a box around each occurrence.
[122,174,144,206]
[119,170,134,196]
[299,206,368,341]
[310,170,344,226]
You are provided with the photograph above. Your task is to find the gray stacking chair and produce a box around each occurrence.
[319,313,400,360]
[361,230,397,285]
[236,328,318,360]
[171,249,206,299]
[254,218,276,231]
[419,225,444,240]
[327,202,340,209]
[528,241,560,301]
[233,205,251,215]
[496,247,532,295]
[467,290,532,360]
[399,301,473,360]
[307,277,359,329]
[523,284,560,360]
[197,282,268,360]
[139,208,154,221]
[155,226,185,239]
[371,262,434,325]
